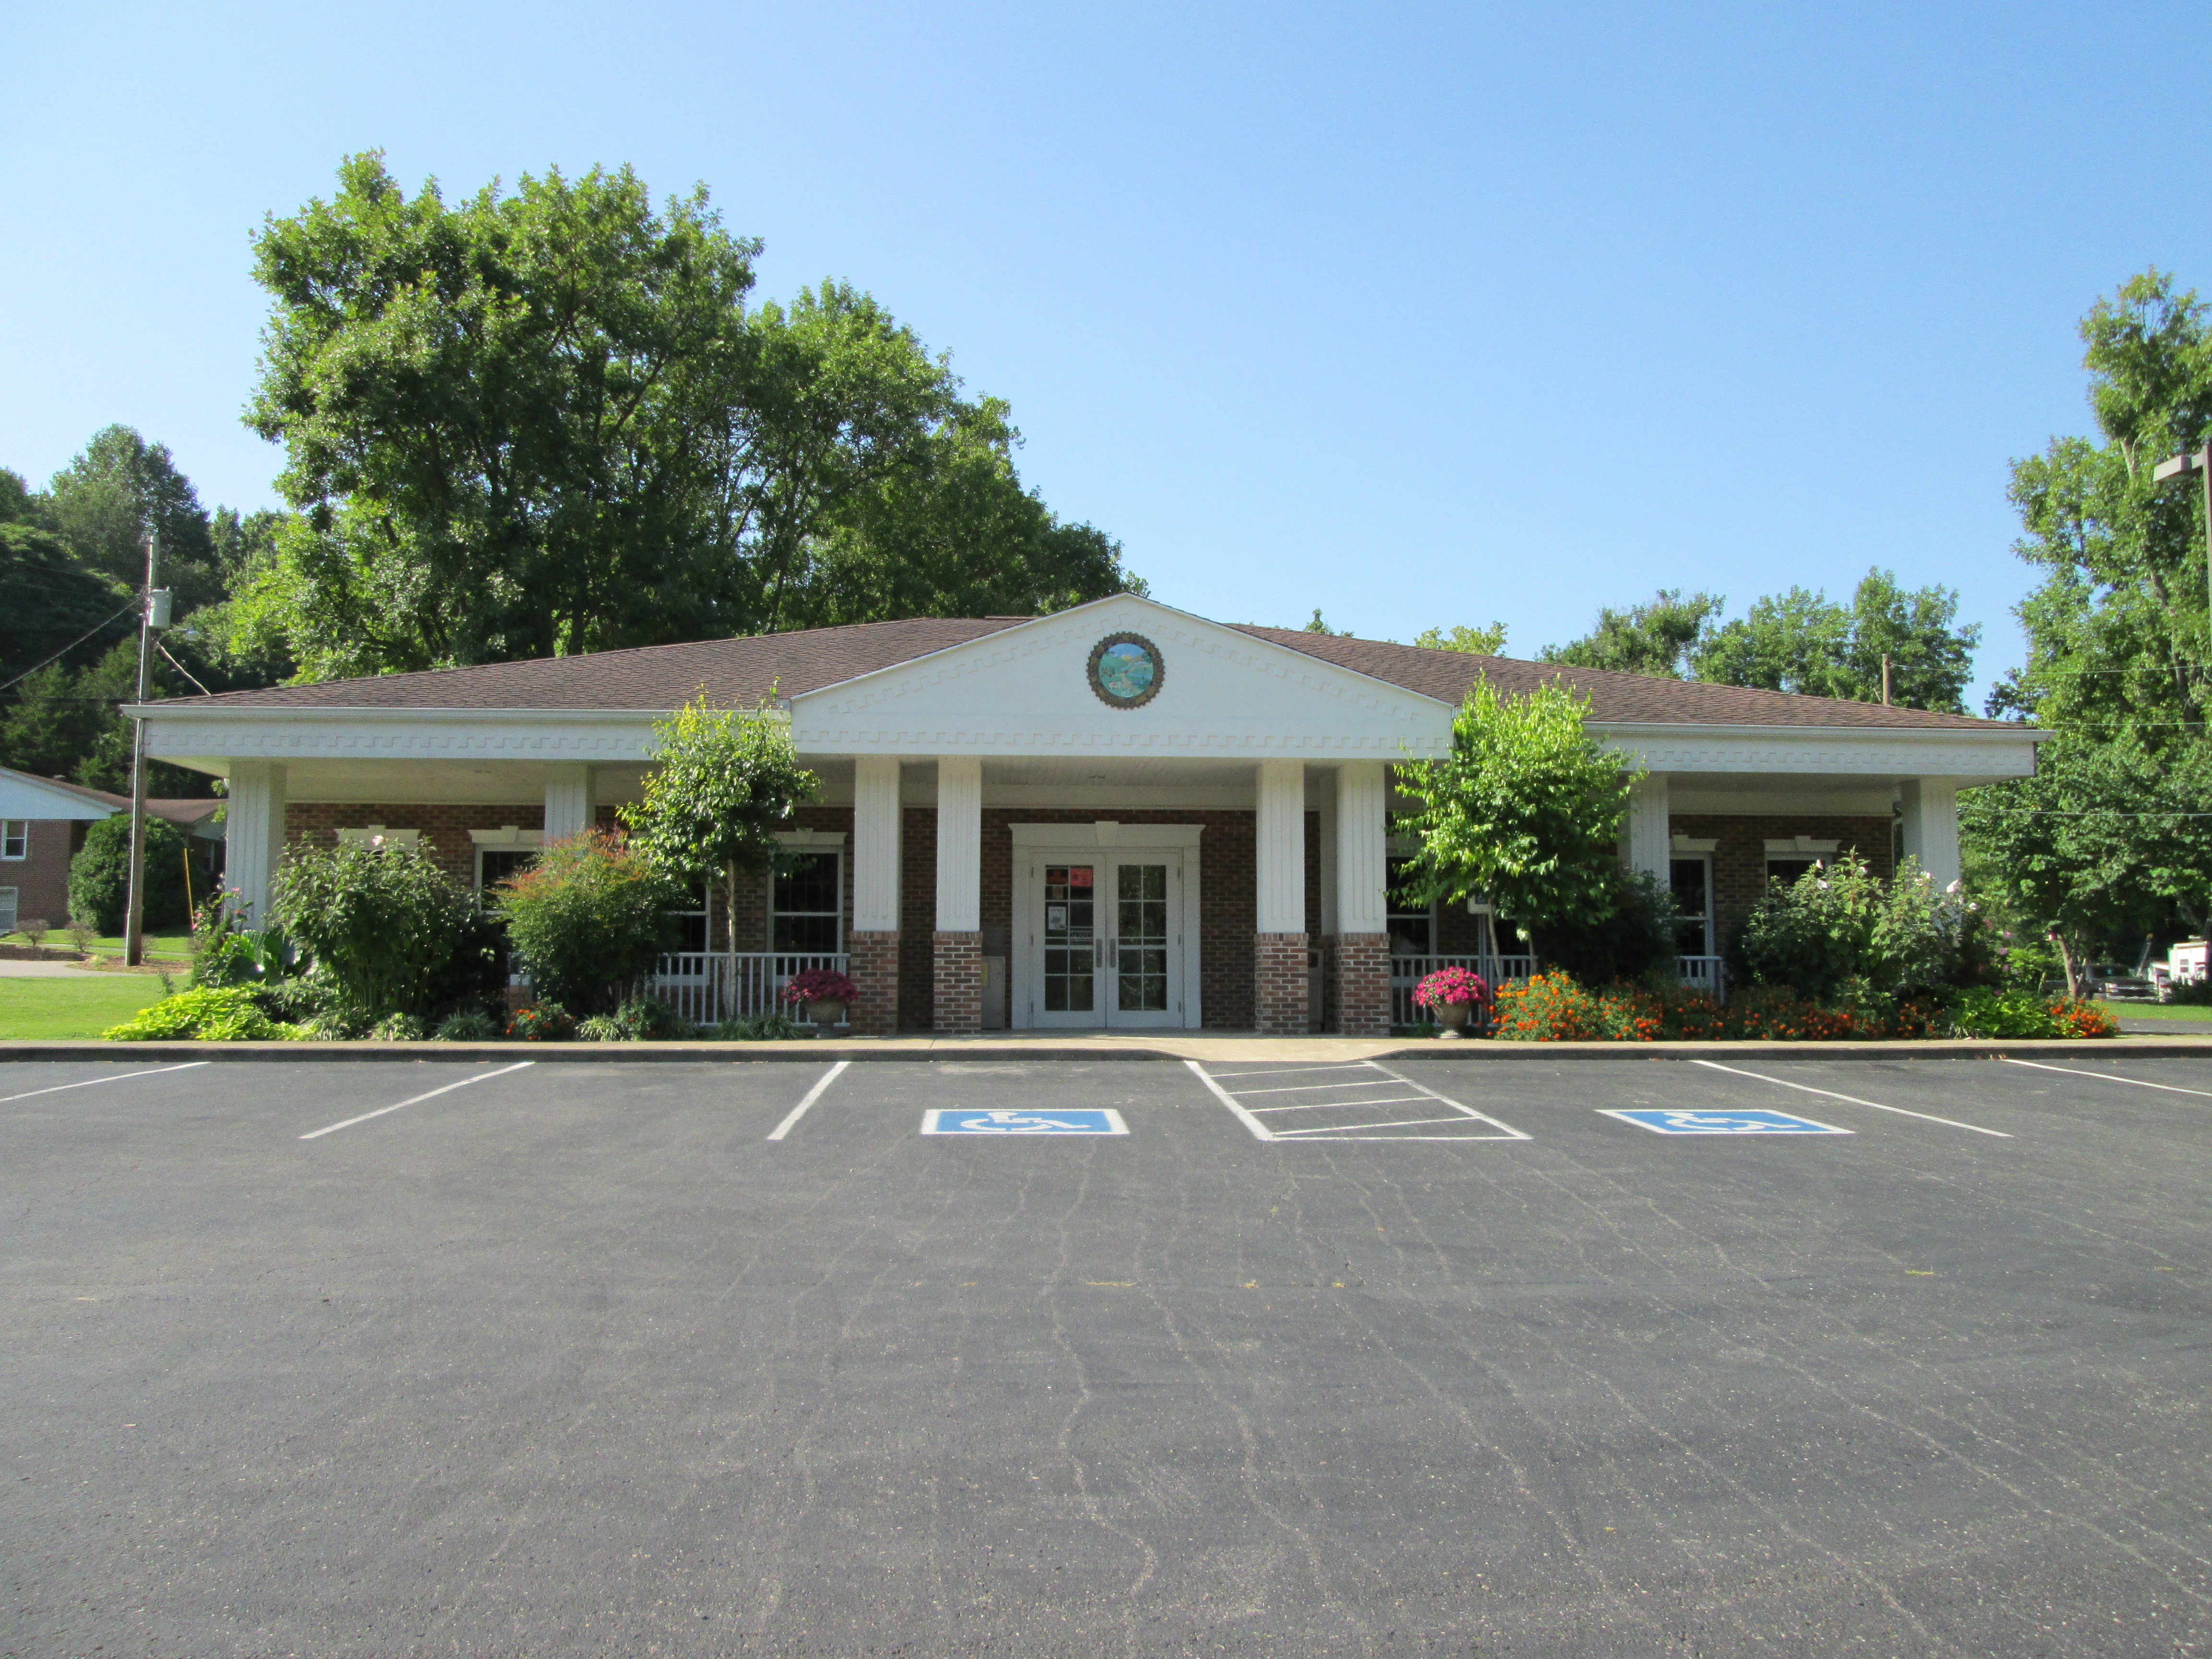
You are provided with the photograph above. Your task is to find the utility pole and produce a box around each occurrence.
[122,531,168,967]
[1880,653,1892,707]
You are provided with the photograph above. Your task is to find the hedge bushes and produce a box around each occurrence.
[491,832,678,1015]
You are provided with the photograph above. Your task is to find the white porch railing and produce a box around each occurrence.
[647,951,850,1026]
[1676,955,1727,995]
[1390,954,1538,1028]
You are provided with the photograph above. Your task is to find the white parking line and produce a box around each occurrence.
[300,1062,535,1140]
[1186,1059,1529,1142]
[1690,1059,2012,1138]
[767,1060,852,1141]
[0,1061,210,1105]
[2002,1057,2212,1099]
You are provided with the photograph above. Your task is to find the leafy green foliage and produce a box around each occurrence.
[490,831,680,1014]
[238,154,1138,677]
[40,425,225,610]
[102,986,303,1042]
[1694,571,1979,711]
[1728,855,1987,1003]
[1413,622,1508,655]
[68,814,190,935]
[708,1010,807,1041]
[506,1001,575,1041]
[1949,986,2117,1039]
[272,840,500,1024]
[0,522,130,681]
[1528,868,1679,986]
[1394,678,1634,935]
[433,1009,501,1041]
[1542,590,1723,678]
[620,695,819,930]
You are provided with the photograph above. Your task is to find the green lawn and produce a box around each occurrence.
[0,975,174,1039]
[2094,999,2212,1022]
[1,930,191,960]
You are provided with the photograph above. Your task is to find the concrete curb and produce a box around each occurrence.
[6,1036,2212,1063]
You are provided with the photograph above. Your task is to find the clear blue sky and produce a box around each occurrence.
[7,1,2210,705]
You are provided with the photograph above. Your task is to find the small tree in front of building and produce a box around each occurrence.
[619,692,820,951]
[1394,677,1641,964]
[272,838,501,1027]
[492,831,681,1013]
[68,814,191,935]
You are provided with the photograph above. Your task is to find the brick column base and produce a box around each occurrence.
[848,930,901,1036]
[1335,932,1391,1037]
[934,931,982,1034]
[1254,931,1311,1036]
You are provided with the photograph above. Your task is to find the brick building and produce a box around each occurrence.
[135,595,2044,1034]
[0,766,225,934]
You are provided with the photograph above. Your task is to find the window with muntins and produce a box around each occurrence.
[1385,856,1434,957]
[0,821,25,860]
[772,851,842,954]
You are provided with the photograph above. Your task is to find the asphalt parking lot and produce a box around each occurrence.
[6,1053,2212,1657]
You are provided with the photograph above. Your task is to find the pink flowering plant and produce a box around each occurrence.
[780,968,859,1007]
[1413,965,1490,1010]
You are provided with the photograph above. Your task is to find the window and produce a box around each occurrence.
[475,848,537,892]
[669,882,714,954]
[0,887,15,932]
[1765,836,1839,889]
[1670,856,1714,957]
[1385,856,1434,957]
[772,851,842,954]
[0,822,24,860]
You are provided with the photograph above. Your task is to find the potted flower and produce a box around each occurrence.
[1413,965,1490,1038]
[781,968,859,1033]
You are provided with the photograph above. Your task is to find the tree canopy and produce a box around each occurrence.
[1540,590,1721,679]
[235,154,1139,677]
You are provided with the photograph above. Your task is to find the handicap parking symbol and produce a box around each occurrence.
[922,1108,1129,1135]
[1601,1108,1850,1135]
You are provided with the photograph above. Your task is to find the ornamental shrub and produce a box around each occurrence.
[433,1009,501,1041]
[491,831,679,1015]
[709,1011,807,1041]
[506,1000,575,1041]
[273,839,502,1025]
[1948,987,2116,1039]
[68,814,191,935]
[1730,856,1987,1003]
[104,986,304,1042]
[1529,868,1680,986]
[781,967,859,1007]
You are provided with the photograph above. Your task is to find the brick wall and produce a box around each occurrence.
[848,930,900,1036]
[933,931,982,1034]
[2,820,88,930]
[1254,931,1310,1035]
[284,803,545,888]
[1672,813,1895,948]
[1335,932,1390,1037]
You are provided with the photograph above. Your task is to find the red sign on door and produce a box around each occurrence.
[1069,867,1094,887]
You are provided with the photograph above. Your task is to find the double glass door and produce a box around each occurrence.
[1032,855,1183,1028]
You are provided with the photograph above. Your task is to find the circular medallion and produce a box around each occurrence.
[1087,632,1164,709]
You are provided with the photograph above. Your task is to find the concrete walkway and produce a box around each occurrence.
[0,959,107,978]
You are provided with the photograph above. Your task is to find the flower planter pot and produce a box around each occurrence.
[807,999,848,1034]
[1431,998,1474,1038]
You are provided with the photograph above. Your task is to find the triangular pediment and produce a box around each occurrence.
[788,595,1455,758]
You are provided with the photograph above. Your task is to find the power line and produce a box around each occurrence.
[0,604,139,696]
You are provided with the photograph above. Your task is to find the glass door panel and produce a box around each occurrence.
[1039,864,1097,1021]
[1114,862,1170,1015]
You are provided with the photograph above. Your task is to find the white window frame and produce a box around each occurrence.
[335,824,423,848]
[1669,852,1716,956]
[1763,834,1839,884]
[770,830,847,955]
[0,886,16,931]
[0,821,25,860]
[468,825,544,892]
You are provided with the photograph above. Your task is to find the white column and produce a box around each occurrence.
[853,756,902,931]
[935,755,983,933]
[543,763,595,841]
[224,760,287,924]
[1335,760,1388,936]
[1622,773,1670,882]
[1256,760,1307,934]
[1899,778,1961,889]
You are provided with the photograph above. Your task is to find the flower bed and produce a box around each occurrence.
[1485,972,2116,1042]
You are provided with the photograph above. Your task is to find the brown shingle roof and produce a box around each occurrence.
[151,612,2025,733]
[154,618,1027,711]
[1233,626,2022,731]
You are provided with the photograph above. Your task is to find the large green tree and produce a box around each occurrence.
[1540,590,1723,678]
[1694,570,1980,711]
[41,425,224,611]
[239,154,1138,678]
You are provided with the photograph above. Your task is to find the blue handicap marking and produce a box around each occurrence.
[922,1108,1129,1135]
[1601,1108,1850,1136]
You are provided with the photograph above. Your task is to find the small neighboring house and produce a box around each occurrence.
[133,592,2047,1034]
[0,767,225,934]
